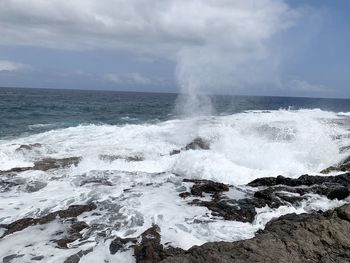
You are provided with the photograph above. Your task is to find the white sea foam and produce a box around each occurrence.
[0,109,350,261]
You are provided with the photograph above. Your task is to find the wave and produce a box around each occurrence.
[1,108,350,261]
[1,108,350,184]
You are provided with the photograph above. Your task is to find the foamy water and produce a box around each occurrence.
[0,109,350,262]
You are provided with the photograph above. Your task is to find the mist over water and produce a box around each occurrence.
[171,1,317,115]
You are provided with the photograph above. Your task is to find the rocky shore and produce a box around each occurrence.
[1,140,350,262]
[2,171,350,262]
[126,204,350,263]
[110,172,350,263]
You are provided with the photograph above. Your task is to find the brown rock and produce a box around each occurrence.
[161,204,350,263]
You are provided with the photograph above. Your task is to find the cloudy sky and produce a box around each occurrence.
[0,0,349,98]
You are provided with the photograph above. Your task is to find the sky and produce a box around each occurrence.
[0,0,349,98]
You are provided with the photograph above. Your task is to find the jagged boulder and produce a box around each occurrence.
[161,204,350,263]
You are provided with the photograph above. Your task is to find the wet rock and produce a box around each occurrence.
[0,218,37,237]
[248,173,350,187]
[134,225,163,263]
[31,256,44,261]
[51,203,97,219]
[193,198,261,222]
[63,254,80,263]
[99,154,144,162]
[179,192,191,198]
[63,249,93,263]
[337,205,350,221]
[33,157,81,171]
[254,189,273,201]
[56,236,80,249]
[70,221,89,233]
[340,145,350,153]
[169,138,210,155]
[161,204,350,263]
[15,143,42,152]
[183,176,350,223]
[80,178,113,187]
[0,157,81,176]
[185,138,210,151]
[246,173,350,210]
[54,221,90,248]
[2,254,24,263]
[274,192,305,204]
[169,149,181,156]
[0,179,21,192]
[133,225,183,263]
[247,176,277,187]
[1,203,96,238]
[0,167,32,176]
[320,156,350,174]
[182,179,263,222]
[24,180,47,192]
[327,187,350,200]
[109,237,137,254]
[183,179,229,197]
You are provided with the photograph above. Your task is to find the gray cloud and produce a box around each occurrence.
[0,0,322,97]
[0,1,302,54]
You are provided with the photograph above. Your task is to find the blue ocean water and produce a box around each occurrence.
[1,87,350,139]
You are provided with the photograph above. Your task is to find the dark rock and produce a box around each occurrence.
[33,157,81,171]
[1,203,96,238]
[195,198,260,222]
[70,221,89,233]
[0,167,32,176]
[15,143,42,152]
[2,254,24,263]
[183,175,350,223]
[337,205,350,221]
[247,176,277,187]
[55,222,90,248]
[184,138,210,151]
[0,180,21,192]
[1,218,37,237]
[63,249,93,263]
[99,154,144,162]
[80,178,113,187]
[31,256,44,261]
[340,145,350,153]
[54,204,97,219]
[274,192,305,204]
[161,204,350,263]
[169,138,210,155]
[320,155,350,174]
[56,236,80,249]
[134,225,163,263]
[327,187,350,200]
[169,149,181,156]
[133,225,184,263]
[248,173,350,187]
[0,157,81,176]
[110,237,137,254]
[179,192,191,198]
[183,179,229,197]
[254,189,273,201]
[62,254,80,263]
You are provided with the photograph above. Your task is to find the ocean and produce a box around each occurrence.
[1,87,350,262]
[1,87,350,138]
